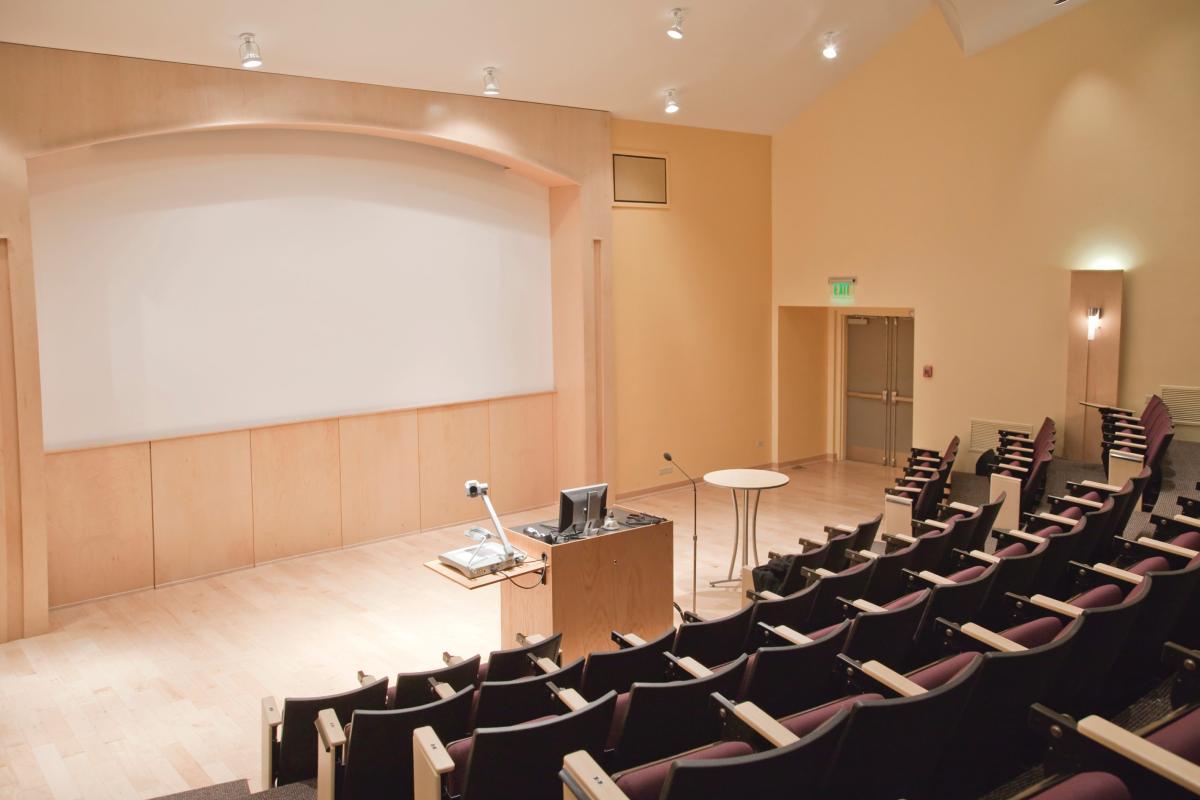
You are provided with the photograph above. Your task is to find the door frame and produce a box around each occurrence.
[832,307,915,463]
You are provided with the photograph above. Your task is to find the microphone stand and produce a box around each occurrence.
[664,453,698,615]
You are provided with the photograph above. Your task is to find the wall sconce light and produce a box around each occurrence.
[1087,307,1102,341]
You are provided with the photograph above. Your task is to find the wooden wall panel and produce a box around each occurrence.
[45,443,153,606]
[150,431,253,585]
[489,394,557,514]
[250,420,342,563]
[339,411,421,545]
[418,403,491,529]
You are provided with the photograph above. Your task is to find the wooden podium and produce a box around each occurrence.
[425,509,674,662]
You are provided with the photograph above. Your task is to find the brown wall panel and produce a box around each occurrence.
[250,420,342,563]
[339,411,421,545]
[150,431,253,585]
[46,443,153,606]
[488,394,557,514]
[418,403,491,529]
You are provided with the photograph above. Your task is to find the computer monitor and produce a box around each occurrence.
[558,483,608,535]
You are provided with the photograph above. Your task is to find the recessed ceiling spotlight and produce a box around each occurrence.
[821,33,839,60]
[667,8,685,40]
[239,33,262,69]
[664,89,680,114]
[482,67,501,96]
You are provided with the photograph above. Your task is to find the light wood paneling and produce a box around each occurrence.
[417,403,491,529]
[339,411,421,545]
[250,420,342,563]
[488,394,557,514]
[1065,270,1124,462]
[45,443,153,606]
[150,431,253,585]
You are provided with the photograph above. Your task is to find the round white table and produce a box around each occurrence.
[703,468,790,586]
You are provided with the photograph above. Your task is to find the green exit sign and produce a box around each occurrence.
[829,276,857,304]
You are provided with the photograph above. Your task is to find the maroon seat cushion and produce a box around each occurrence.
[607,691,632,749]
[1001,617,1064,648]
[909,651,976,690]
[1033,772,1130,800]
[1059,506,1084,520]
[1027,524,1063,538]
[994,542,1030,558]
[1128,556,1170,577]
[446,737,473,796]
[476,661,490,683]
[780,693,879,738]
[805,623,841,639]
[884,590,926,610]
[1147,708,1200,764]
[947,565,986,583]
[614,740,754,800]
[1172,531,1200,550]
[1068,583,1124,609]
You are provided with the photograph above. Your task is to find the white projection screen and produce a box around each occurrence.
[29,129,555,450]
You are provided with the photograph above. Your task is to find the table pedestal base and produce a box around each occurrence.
[710,488,762,587]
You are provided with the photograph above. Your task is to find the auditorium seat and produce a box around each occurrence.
[749,513,881,594]
[580,629,675,698]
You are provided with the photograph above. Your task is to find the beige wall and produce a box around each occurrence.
[777,307,832,463]
[611,120,772,493]
[773,0,1200,456]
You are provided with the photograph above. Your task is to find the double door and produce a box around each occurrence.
[844,315,914,466]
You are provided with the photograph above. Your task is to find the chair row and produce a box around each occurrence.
[1093,394,1174,510]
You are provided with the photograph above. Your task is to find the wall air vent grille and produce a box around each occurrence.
[968,419,1031,452]
[1162,385,1200,426]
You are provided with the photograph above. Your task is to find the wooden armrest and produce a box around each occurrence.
[920,519,949,530]
[1005,445,1034,453]
[561,751,628,800]
[1133,537,1197,558]
[1077,716,1200,795]
[1061,495,1103,508]
[917,570,954,586]
[832,523,857,533]
[1081,479,1123,492]
[1000,463,1029,473]
[1175,514,1200,527]
[1037,512,1078,526]
[1001,529,1046,544]
[730,701,801,748]
[442,652,464,666]
[758,590,784,601]
[621,632,647,647]
[1113,432,1147,441]
[356,671,377,687]
[1006,454,1033,463]
[519,633,548,645]
[888,487,919,496]
[553,686,588,712]
[1029,594,1083,618]
[909,465,938,473]
[796,535,825,550]
[856,549,880,560]
[860,660,926,697]
[1114,442,1147,451]
[674,656,713,679]
[901,475,932,483]
[959,623,1026,653]
[1089,562,1143,584]
[885,532,917,544]
[413,726,454,800]
[765,624,812,645]
[969,549,1000,564]
[851,598,887,614]
[949,501,979,514]
[316,708,346,750]
[431,681,455,700]
[535,657,558,674]
[261,695,282,791]
[1114,420,1143,429]
[815,567,838,577]
[914,455,940,463]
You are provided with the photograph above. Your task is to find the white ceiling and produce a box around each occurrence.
[0,0,1088,134]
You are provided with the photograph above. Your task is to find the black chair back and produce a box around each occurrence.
[907,526,956,575]
[671,604,754,666]
[976,544,1047,629]
[659,708,850,800]
[745,582,818,646]
[739,621,851,718]
[823,655,982,799]
[461,691,617,800]
[474,658,584,729]
[610,654,749,771]
[276,677,389,786]
[969,494,1005,552]
[391,655,481,709]
[862,544,918,604]
[1045,588,1146,717]
[842,590,929,666]
[909,567,996,667]
[342,686,474,800]
[580,629,674,698]
[808,561,874,630]
[483,633,563,682]
[850,514,884,559]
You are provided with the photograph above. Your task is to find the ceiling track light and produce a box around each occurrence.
[667,8,685,40]
[239,33,262,69]
[482,66,500,96]
[821,33,839,60]
[664,89,679,114]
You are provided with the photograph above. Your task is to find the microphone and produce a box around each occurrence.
[663,451,699,616]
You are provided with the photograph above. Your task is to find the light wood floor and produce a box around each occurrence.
[0,460,897,799]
